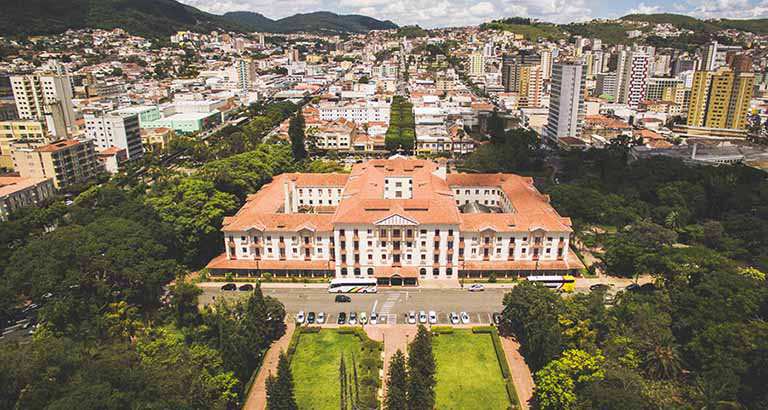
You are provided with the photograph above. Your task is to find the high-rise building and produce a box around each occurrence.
[236,58,257,92]
[727,53,753,72]
[501,51,541,92]
[617,50,650,107]
[469,52,485,77]
[646,77,684,101]
[687,67,755,130]
[595,72,617,98]
[540,50,553,80]
[10,74,76,138]
[545,63,587,141]
[701,42,718,71]
[12,139,101,189]
[517,65,544,108]
[84,108,145,160]
[0,120,49,169]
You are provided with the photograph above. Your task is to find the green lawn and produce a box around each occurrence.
[290,329,382,410]
[433,330,511,410]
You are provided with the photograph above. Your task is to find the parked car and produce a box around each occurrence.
[450,312,460,325]
[238,284,254,291]
[337,312,347,324]
[625,283,641,292]
[492,312,502,325]
[370,312,378,325]
[468,284,485,292]
[349,312,358,325]
[460,311,471,324]
[335,295,351,303]
[639,283,657,293]
[428,311,437,324]
[220,283,237,291]
[418,310,428,324]
[307,312,316,324]
[296,311,305,324]
[407,311,417,324]
[359,311,368,325]
[589,283,610,292]
[317,312,326,324]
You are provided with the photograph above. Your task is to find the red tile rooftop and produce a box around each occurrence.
[35,139,82,152]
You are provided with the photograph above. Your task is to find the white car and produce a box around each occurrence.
[370,312,378,325]
[296,311,305,324]
[316,312,326,324]
[468,284,485,292]
[407,311,417,324]
[450,312,460,325]
[428,311,437,324]
[418,310,428,324]
[460,311,471,324]
[359,311,368,325]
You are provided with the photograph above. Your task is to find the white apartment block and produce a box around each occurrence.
[84,109,145,160]
[318,100,391,124]
[207,159,579,285]
[617,51,651,107]
[545,63,587,141]
[10,74,76,138]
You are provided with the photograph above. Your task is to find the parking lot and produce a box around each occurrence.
[201,287,508,325]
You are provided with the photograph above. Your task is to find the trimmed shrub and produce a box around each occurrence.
[431,326,455,334]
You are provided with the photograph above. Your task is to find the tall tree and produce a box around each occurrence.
[487,109,505,144]
[289,111,307,161]
[266,352,297,410]
[339,354,347,410]
[406,325,435,410]
[385,350,408,410]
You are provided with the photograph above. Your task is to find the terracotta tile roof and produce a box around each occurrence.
[35,139,82,152]
[206,253,335,271]
[0,176,51,197]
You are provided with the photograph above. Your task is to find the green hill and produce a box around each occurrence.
[621,13,768,34]
[0,0,244,37]
[0,1,397,38]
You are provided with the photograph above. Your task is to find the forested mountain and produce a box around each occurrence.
[0,0,397,38]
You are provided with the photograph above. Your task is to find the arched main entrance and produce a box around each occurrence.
[390,274,403,286]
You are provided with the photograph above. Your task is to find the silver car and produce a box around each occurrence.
[418,310,428,324]
[460,311,470,324]
[428,310,438,324]
[407,311,417,324]
[450,312,460,325]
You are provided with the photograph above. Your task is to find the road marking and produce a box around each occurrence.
[372,299,379,314]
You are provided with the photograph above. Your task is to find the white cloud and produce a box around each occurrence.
[468,2,496,16]
[627,2,663,14]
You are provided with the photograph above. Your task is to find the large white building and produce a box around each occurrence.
[10,74,76,138]
[84,108,145,160]
[207,158,580,284]
[545,63,587,141]
[617,50,651,107]
[318,100,391,124]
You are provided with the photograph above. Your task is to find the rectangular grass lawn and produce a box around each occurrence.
[290,330,364,410]
[433,330,511,410]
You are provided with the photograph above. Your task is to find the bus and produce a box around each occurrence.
[328,278,378,293]
[526,275,576,292]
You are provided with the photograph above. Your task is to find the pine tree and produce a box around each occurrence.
[289,111,307,160]
[352,354,360,407]
[407,325,436,410]
[385,350,408,410]
[340,354,348,410]
[267,352,298,410]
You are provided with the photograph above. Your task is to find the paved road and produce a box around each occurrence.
[201,288,508,325]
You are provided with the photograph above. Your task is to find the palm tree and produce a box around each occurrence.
[642,334,683,380]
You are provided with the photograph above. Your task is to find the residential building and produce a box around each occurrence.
[12,139,101,189]
[645,77,684,101]
[595,72,617,98]
[0,120,48,169]
[687,67,755,131]
[469,52,485,77]
[0,176,55,221]
[617,50,651,107]
[236,58,257,92]
[206,158,579,284]
[318,100,391,124]
[545,63,587,141]
[84,108,145,160]
[10,74,76,137]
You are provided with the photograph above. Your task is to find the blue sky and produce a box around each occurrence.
[182,0,768,28]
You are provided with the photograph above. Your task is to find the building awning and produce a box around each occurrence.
[206,254,335,271]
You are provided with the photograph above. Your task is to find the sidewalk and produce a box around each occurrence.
[198,281,329,289]
[500,336,534,410]
[243,321,296,410]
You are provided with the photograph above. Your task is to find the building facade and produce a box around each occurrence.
[12,139,101,189]
[10,74,76,138]
[206,159,579,284]
[0,120,48,169]
[84,109,145,160]
[545,63,587,141]
[617,51,651,107]
[0,176,55,221]
[687,67,755,131]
